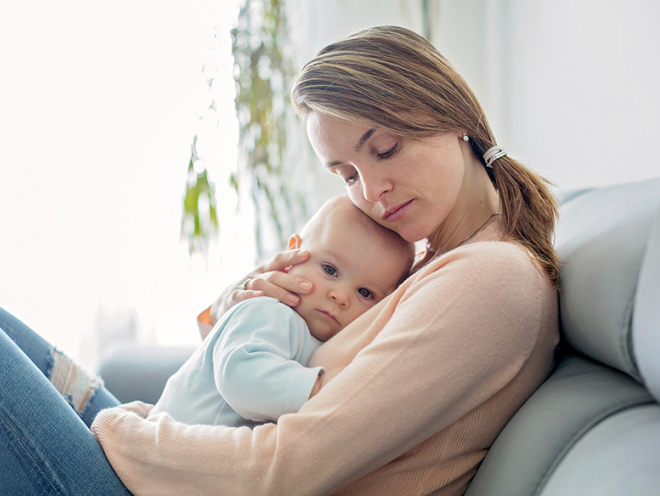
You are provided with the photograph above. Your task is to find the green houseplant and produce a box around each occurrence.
[231,0,312,260]
[182,0,316,260]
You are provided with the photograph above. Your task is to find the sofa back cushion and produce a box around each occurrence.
[632,198,660,401]
[554,176,660,381]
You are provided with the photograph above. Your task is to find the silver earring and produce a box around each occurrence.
[462,133,469,142]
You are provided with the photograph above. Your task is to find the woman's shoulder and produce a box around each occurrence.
[391,239,558,356]
[396,241,558,343]
[463,239,538,269]
[409,240,552,301]
[422,240,540,275]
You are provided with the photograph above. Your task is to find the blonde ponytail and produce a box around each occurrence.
[489,156,560,288]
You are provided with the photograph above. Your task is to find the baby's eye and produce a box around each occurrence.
[322,264,338,277]
[358,288,374,299]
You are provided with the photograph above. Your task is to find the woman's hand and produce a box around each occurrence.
[209,249,314,326]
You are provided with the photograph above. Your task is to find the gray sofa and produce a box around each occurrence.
[99,176,660,495]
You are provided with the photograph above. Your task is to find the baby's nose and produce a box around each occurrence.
[329,288,350,308]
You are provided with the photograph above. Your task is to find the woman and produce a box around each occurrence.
[1,26,559,495]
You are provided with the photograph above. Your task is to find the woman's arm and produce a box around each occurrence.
[94,244,557,496]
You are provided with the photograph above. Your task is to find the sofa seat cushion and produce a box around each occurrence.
[465,354,654,496]
[539,403,660,495]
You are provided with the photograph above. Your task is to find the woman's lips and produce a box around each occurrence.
[383,200,413,222]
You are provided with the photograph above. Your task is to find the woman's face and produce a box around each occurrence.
[306,112,466,244]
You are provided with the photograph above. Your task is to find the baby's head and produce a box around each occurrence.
[287,195,414,341]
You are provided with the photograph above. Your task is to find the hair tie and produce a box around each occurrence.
[483,146,507,168]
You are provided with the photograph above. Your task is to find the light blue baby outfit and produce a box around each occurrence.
[150,297,324,427]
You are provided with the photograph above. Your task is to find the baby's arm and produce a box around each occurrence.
[213,298,324,423]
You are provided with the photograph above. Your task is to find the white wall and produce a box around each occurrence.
[431,0,660,190]
[0,1,248,367]
[288,0,660,196]
[288,0,425,67]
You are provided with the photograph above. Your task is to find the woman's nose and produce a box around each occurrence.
[360,167,392,202]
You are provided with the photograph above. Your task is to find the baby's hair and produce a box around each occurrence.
[302,195,414,281]
[357,210,414,284]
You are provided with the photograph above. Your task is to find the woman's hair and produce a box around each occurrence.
[291,25,560,289]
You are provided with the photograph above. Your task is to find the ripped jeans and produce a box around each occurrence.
[0,307,131,495]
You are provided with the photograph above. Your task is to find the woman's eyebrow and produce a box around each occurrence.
[355,129,375,152]
[326,128,376,168]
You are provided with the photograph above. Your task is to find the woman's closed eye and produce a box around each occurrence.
[344,171,359,185]
[377,140,400,159]
[333,166,359,186]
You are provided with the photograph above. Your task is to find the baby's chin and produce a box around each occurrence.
[308,323,341,342]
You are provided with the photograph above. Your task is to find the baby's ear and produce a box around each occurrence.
[287,234,302,250]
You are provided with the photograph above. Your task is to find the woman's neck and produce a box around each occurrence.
[425,155,501,257]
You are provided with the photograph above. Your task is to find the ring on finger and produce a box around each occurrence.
[241,278,252,290]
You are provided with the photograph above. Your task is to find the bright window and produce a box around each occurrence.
[0,1,249,369]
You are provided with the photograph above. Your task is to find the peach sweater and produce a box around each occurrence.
[93,238,559,496]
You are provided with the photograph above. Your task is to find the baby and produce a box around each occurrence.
[149,195,414,427]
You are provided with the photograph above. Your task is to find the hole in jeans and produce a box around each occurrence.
[49,349,102,416]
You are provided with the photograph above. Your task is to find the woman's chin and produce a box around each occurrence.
[393,225,429,244]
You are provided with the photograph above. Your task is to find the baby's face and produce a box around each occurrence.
[287,226,409,341]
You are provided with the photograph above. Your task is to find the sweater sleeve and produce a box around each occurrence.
[92,243,557,496]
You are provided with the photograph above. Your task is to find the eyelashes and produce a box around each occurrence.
[334,138,400,186]
[377,141,399,159]
[344,172,358,186]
